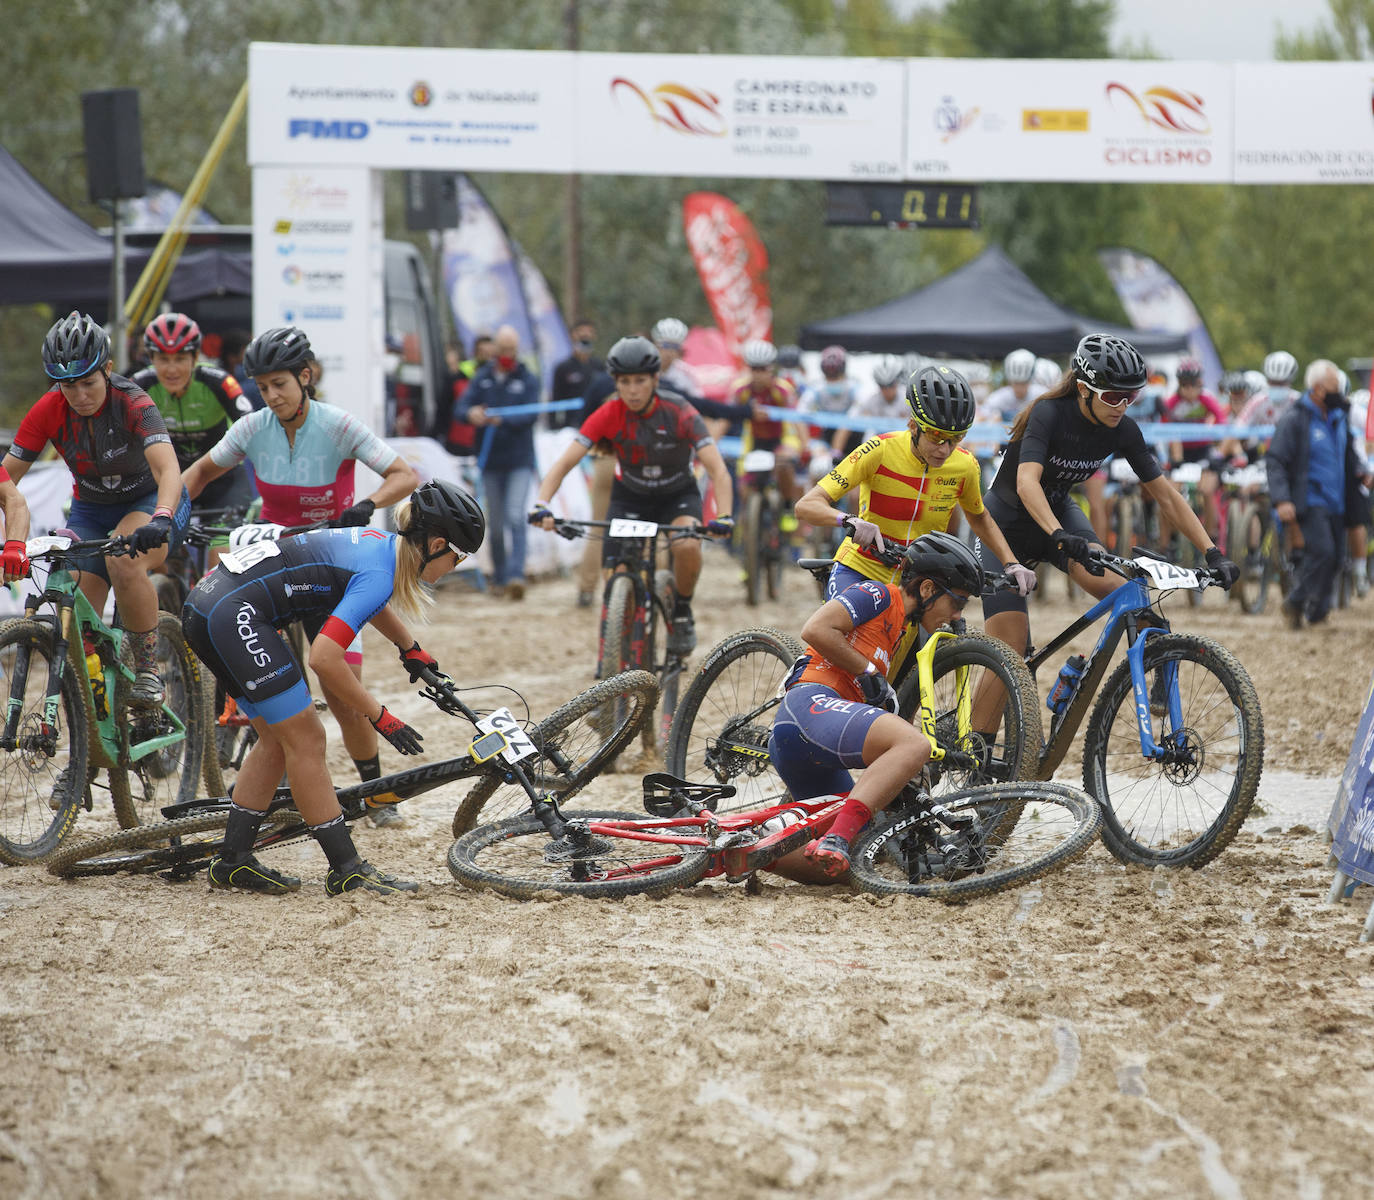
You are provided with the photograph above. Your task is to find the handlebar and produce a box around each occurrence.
[1085,546,1226,588]
[534,516,728,543]
[415,664,477,722]
[26,533,131,562]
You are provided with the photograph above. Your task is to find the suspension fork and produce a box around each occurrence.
[1,599,72,751]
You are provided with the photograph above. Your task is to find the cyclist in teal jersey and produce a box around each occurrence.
[182,326,420,824]
[132,313,257,516]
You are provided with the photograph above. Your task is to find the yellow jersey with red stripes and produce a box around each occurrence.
[819,432,984,583]
[791,579,908,702]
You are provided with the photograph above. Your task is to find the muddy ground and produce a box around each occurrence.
[3,553,1374,1199]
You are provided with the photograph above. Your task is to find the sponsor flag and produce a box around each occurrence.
[682,192,773,361]
[1097,247,1222,385]
[441,175,570,394]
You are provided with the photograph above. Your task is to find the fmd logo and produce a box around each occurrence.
[288,119,369,140]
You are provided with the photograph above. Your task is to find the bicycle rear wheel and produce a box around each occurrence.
[664,628,803,815]
[0,620,89,864]
[111,613,207,828]
[449,810,710,899]
[1082,633,1263,868]
[849,781,1101,901]
[450,670,659,836]
[46,811,232,878]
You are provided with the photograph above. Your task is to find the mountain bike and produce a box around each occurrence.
[1021,547,1264,868]
[150,504,249,615]
[664,557,1041,841]
[539,516,723,756]
[1224,469,1294,616]
[0,534,207,864]
[447,771,1100,902]
[736,448,788,607]
[46,667,658,878]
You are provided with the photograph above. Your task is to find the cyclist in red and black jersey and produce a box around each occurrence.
[2,312,189,708]
[530,335,735,654]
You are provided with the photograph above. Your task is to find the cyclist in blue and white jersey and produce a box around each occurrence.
[183,481,484,895]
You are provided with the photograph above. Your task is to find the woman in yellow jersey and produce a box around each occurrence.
[794,365,1036,678]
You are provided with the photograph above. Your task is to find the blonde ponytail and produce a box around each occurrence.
[390,500,434,621]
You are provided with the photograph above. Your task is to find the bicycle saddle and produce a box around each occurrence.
[641,772,736,817]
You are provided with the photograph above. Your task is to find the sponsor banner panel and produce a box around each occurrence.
[1234,62,1374,184]
[574,52,904,180]
[252,165,385,430]
[248,43,576,171]
[906,58,1232,182]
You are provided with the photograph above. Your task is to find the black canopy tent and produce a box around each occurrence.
[0,145,249,311]
[800,245,1188,358]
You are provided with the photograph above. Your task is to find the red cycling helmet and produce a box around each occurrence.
[1175,357,1204,384]
[144,312,203,357]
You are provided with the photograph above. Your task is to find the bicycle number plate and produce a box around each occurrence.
[1134,556,1202,591]
[25,535,72,555]
[219,541,283,574]
[608,519,658,538]
[474,707,538,765]
[228,524,286,549]
[741,449,776,473]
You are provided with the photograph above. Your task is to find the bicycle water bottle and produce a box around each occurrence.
[85,651,109,721]
[760,806,807,835]
[1046,654,1086,717]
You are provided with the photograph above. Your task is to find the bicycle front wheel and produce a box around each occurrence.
[664,628,803,815]
[1233,503,1271,615]
[450,670,659,836]
[111,612,207,828]
[1083,633,1264,868]
[849,781,1101,901]
[742,491,763,606]
[0,620,89,864]
[596,573,638,677]
[896,632,1042,794]
[449,810,710,899]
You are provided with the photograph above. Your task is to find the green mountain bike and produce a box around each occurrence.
[0,534,207,864]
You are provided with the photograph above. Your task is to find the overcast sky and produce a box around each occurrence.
[1110,0,1333,60]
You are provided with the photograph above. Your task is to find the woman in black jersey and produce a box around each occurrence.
[979,334,1238,656]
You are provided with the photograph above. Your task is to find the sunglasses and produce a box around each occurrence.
[917,427,966,447]
[1084,382,1141,408]
[933,582,970,611]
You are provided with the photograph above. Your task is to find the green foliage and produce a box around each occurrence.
[1276,0,1374,59]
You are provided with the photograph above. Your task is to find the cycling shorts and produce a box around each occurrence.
[979,491,1096,619]
[767,684,884,801]
[182,579,313,726]
[601,481,702,569]
[66,488,191,583]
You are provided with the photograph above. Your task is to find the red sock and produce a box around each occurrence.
[828,796,874,845]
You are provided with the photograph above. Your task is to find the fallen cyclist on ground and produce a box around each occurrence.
[181,480,486,897]
[768,532,986,883]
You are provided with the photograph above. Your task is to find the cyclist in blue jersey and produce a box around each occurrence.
[182,481,485,895]
[181,326,420,825]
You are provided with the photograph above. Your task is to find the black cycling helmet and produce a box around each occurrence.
[407,480,486,556]
[243,326,313,377]
[1073,334,1147,392]
[777,344,803,370]
[606,335,662,376]
[900,531,985,596]
[906,364,976,435]
[42,311,111,381]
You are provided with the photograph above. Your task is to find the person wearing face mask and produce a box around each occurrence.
[1267,359,1369,628]
[548,319,603,432]
[979,334,1237,664]
[459,324,542,600]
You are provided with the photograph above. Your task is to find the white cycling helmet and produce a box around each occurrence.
[872,356,904,388]
[1003,348,1036,384]
[742,339,778,369]
[1243,369,1267,396]
[1033,357,1061,392]
[652,317,689,348]
[1263,350,1298,384]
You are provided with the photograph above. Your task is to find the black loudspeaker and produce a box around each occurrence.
[81,88,146,203]
[404,171,459,231]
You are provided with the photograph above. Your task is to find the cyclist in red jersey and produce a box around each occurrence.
[729,339,806,505]
[768,533,984,881]
[2,312,188,708]
[531,335,735,655]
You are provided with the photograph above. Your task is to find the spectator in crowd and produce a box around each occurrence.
[548,318,603,431]
[219,329,263,409]
[1267,359,1368,628]
[459,325,540,600]
[437,341,478,459]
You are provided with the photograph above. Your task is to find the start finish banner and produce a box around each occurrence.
[906,58,1233,183]
[248,43,1366,185]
